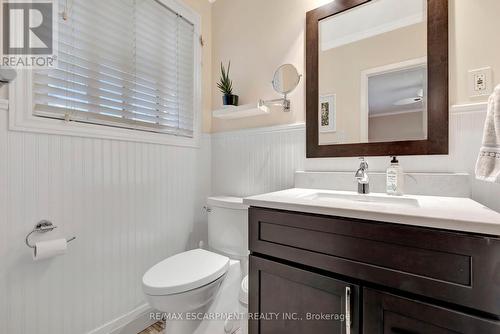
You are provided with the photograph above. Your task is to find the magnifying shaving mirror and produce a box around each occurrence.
[259,64,302,112]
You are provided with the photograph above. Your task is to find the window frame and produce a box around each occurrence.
[9,0,202,147]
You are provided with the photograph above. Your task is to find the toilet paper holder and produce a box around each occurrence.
[25,220,76,249]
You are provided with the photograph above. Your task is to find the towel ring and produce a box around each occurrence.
[25,220,76,249]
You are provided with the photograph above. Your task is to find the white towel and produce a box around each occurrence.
[475,85,500,183]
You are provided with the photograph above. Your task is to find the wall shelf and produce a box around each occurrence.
[212,103,270,120]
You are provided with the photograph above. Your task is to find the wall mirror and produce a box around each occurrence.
[306,0,448,158]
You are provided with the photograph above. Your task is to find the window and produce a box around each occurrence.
[24,0,199,142]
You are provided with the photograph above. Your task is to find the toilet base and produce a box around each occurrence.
[149,260,247,334]
[147,260,248,334]
[192,260,247,334]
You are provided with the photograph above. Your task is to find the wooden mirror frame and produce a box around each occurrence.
[306,0,448,158]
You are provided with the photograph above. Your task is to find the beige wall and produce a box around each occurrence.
[211,0,332,133]
[210,0,500,133]
[2,0,498,133]
[319,23,426,144]
[450,0,500,105]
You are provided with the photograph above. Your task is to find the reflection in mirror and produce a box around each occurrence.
[273,64,301,95]
[367,62,427,143]
[318,0,427,145]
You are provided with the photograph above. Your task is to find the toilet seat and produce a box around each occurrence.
[142,249,230,296]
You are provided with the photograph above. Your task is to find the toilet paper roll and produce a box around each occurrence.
[33,239,67,261]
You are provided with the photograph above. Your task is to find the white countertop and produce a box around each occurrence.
[243,188,500,236]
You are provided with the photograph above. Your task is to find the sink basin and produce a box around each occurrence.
[303,192,420,207]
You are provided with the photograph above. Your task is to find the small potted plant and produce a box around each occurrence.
[217,61,239,106]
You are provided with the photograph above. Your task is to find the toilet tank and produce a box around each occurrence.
[207,196,248,259]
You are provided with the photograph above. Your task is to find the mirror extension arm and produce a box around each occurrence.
[259,95,291,112]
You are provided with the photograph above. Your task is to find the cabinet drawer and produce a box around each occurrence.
[249,207,500,316]
[363,288,500,334]
[249,255,360,334]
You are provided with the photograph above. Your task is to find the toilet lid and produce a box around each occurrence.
[142,249,230,296]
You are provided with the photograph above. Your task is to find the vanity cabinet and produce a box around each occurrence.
[250,255,359,334]
[248,207,500,334]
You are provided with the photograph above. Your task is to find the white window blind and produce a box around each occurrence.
[33,0,195,137]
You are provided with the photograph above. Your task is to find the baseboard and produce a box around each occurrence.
[87,304,155,334]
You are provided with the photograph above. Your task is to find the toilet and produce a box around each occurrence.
[142,196,248,334]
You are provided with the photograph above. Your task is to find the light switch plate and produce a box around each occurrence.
[468,67,493,97]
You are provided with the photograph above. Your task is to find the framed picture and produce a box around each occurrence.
[319,94,336,133]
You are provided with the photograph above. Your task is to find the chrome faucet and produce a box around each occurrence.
[355,158,370,194]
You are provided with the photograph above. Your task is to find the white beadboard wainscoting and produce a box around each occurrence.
[211,124,306,197]
[212,103,500,213]
[0,100,211,334]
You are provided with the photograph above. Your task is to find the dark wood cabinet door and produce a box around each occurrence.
[249,255,360,334]
[363,288,500,334]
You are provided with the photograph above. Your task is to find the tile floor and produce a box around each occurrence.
[138,322,164,334]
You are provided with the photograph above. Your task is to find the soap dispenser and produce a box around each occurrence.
[386,156,404,196]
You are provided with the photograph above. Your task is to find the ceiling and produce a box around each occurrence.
[368,65,427,116]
